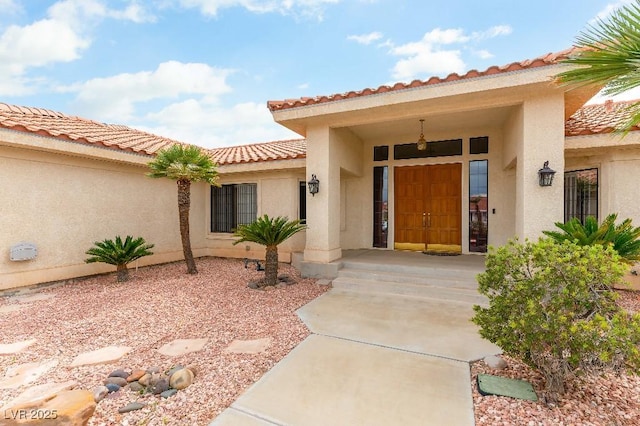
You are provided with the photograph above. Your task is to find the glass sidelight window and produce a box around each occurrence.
[373,166,388,248]
[469,160,488,253]
[564,169,598,224]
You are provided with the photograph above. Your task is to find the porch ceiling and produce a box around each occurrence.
[344,105,517,142]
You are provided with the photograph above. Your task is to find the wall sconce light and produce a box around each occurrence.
[308,174,319,196]
[416,119,427,151]
[538,161,556,187]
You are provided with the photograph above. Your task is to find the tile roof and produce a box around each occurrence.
[0,102,306,165]
[565,99,640,136]
[207,139,306,164]
[268,49,575,112]
[0,102,178,156]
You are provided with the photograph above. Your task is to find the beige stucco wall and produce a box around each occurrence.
[205,168,306,262]
[0,141,207,290]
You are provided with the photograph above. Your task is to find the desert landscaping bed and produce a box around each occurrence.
[472,289,640,426]
[0,257,328,425]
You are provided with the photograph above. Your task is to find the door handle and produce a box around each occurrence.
[422,212,426,228]
[428,213,431,227]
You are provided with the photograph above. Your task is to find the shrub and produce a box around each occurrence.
[472,238,640,404]
[543,213,640,264]
[85,235,154,282]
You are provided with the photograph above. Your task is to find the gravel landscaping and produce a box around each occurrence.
[0,257,328,425]
[472,289,640,426]
[2,256,640,425]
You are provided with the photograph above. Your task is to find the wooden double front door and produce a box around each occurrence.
[394,163,462,253]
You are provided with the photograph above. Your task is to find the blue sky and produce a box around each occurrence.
[0,0,633,148]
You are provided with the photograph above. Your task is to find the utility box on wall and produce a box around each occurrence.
[10,242,38,261]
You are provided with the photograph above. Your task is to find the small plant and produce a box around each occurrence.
[232,215,306,287]
[543,213,640,264]
[85,235,154,282]
[472,238,640,404]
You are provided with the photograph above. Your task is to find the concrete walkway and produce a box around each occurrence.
[212,252,501,426]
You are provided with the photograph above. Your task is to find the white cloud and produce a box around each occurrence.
[0,0,21,15]
[347,31,383,45]
[593,1,634,22]
[0,0,156,96]
[63,61,234,122]
[142,99,300,148]
[388,26,511,81]
[474,49,494,60]
[176,0,340,19]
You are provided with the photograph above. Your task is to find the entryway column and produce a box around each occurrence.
[302,126,342,277]
[515,95,565,239]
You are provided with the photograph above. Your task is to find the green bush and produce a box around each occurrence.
[85,235,154,282]
[472,238,640,403]
[543,213,640,264]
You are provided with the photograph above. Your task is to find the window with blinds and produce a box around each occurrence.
[211,183,257,232]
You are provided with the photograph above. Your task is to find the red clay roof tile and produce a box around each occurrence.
[267,49,575,111]
[565,100,640,136]
[0,102,306,165]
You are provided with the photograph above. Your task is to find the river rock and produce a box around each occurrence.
[105,383,121,393]
[104,377,128,387]
[160,389,178,399]
[126,369,146,382]
[92,385,109,403]
[108,369,130,379]
[138,373,151,386]
[118,401,146,413]
[169,368,194,390]
[128,382,144,392]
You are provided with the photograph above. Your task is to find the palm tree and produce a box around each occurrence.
[147,144,219,274]
[233,215,307,286]
[556,1,640,133]
[85,235,154,282]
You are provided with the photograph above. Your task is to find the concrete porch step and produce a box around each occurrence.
[331,276,488,306]
[337,266,479,291]
[340,259,480,280]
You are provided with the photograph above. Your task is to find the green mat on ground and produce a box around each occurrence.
[477,374,538,401]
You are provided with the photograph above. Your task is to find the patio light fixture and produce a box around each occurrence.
[538,161,556,187]
[308,174,320,196]
[416,119,427,151]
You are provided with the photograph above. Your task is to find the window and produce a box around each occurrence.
[564,169,598,224]
[373,145,389,161]
[470,136,488,154]
[469,160,488,253]
[394,139,462,159]
[211,183,257,232]
[299,181,307,224]
[373,166,388,248]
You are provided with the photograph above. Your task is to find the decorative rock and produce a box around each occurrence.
[126,369,146,382]
[0,381,77,413]
[169,368,194,390]
[160,389,178,399]
[105,383,121,393]
[247,281,259,289]
[166,365,185,378]
[149,378,169,395]
[6,390,96,425]
[484,355,508,370]
[147,366,162,374]
[104,376,128,387]
[185,364,198,378]
[128,382,145,392]
[108,369,131,379]
[118,401,146,413]
[138,373,151,386]
[92,385,109,403]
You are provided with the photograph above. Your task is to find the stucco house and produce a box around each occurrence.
[2,49,640,289]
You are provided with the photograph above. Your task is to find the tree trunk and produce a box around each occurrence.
[264,245,278,286]
[116,264,129,282]
[177,179,197,274]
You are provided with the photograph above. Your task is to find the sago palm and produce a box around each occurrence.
[543,214,640,264]
[147,144,219,274]
[233,215,307,286]
[85,235,154,282]
[556,1,640,133]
